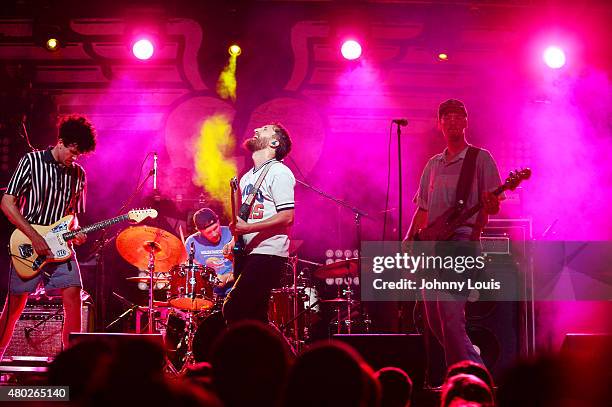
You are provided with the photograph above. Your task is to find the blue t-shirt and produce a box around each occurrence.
[184,226,234,296]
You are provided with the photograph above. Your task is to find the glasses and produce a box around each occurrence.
[441,113,466,122]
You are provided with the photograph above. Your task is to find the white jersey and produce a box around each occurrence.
[239,158,295,257]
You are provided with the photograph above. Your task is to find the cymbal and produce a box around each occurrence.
[313,258,358,279]
[116,226,186,272]
[320,298,350,303]
[125,276,171,284]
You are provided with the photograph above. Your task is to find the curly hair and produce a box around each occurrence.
[58,115,97,153]
[272,123,292,160]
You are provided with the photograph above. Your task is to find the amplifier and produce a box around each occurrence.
[5,299,93,359]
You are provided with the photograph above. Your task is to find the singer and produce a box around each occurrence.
[184,208,235,299]
[222,123,295,325]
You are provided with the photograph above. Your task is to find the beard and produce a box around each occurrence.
[243,137,267,152]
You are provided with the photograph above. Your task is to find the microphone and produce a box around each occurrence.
[392,119,408,126]
[153,152,158,191]
[189,242,195,265]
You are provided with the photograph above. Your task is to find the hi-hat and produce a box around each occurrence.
[314,258,358,279]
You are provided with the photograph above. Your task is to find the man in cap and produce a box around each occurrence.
[185,208,234,299]
[404,99,503,371]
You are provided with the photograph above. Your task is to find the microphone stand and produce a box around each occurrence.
[89,161,154,331]
[397,122,403,242]
[295,178,371,333]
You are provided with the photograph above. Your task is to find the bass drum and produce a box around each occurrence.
[164,310,227,369]
[192,311,227,363]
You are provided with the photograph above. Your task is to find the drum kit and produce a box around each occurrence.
[115,225,223,373]
[113,224,366,369]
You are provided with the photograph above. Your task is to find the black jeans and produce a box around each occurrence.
[222,254,285,324]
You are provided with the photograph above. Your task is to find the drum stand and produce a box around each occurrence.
[145,241,161,334]
[178,311,198,374]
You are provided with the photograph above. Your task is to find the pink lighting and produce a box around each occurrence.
[341,40,362,60]
[132,38,155,60]
[543,46,566,69]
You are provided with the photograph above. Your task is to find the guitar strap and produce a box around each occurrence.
[239,160,277,220]
[454,146,480,208]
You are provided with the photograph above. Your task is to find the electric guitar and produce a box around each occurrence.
[414,168,531,241]
[230,177,248,273]
[10,209,158,279]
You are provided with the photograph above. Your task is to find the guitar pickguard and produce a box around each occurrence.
[44,221,70,260]
[51,221,70,233]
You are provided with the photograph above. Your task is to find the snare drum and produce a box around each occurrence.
[168,263,216,311]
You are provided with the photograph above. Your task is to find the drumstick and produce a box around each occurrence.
[178,225,186,245]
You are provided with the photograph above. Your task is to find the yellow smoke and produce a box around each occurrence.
[193,115,238,216]
[216,54,237,101]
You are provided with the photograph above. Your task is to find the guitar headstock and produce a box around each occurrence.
[127,208,158,224]
[504,168,532,191]
[230,177,239,190]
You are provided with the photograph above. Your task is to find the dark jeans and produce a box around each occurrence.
[222,254,285,324]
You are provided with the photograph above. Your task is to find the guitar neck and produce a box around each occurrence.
[63,214,129,240]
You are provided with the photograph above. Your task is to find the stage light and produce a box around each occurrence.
[132,38,155,60]
[543,46,566,69]
[228,44,242,56]
[45,38,59,51]
[438,52,448,61]
[341,40,362,60]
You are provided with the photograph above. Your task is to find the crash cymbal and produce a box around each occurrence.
[313,258,358,279]
[116,226,186,272]
[125,276,171,284]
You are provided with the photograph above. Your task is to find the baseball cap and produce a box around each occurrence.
[438,99,468,119]
[193,208,219,230]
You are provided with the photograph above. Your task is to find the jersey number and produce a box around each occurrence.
[249,204,264,220]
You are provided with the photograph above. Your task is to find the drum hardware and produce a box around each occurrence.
[177,310,199,375]
[277,298,321,343]
[125,276,171,286]
[116,226,187,334]
[314,258,366,335]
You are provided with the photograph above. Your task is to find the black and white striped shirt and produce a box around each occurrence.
[5,148,86,226]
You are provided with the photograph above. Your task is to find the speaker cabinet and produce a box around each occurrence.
[465,218,533,381]
[5,300,93,358]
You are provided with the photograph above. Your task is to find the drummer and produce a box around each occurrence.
[184,208,235,299]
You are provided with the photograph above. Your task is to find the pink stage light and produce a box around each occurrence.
[132,38,155,60]
[341,40,362,60]
[543,46,566,69]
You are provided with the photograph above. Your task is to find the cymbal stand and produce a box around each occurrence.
[178,311,198,374]
[145,242,159,334]
[345,277,353,334]
[290,256,300,347]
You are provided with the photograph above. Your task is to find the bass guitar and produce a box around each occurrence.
[414,168,531,241]
[10,208,157,279]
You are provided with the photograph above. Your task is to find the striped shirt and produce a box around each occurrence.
[5,148,86,226]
